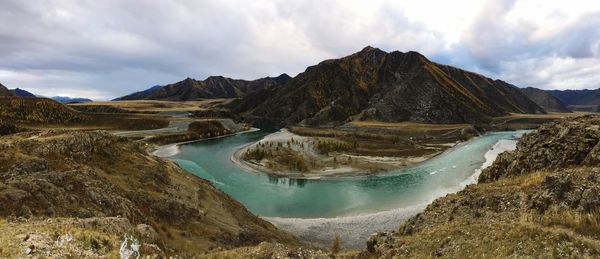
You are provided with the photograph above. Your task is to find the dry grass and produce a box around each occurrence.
[500,112,587,119]
[69,99,232,112]
[0,218,121,258]
[349,120,471,130]
[535,207,600,238]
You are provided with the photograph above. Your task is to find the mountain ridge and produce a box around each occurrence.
[232,46,545,127]
[546,88,600,112]
[52,96,93,103]
[520,87,571,112]
[9,88,36,97]
[116,74,292,101]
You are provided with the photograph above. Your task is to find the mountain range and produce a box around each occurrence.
[546,89,600,112]
[114,74,291,101]
[117,47,549,127]
[0,85,94,104]
[51,96,93,103]
[231,46,544,127]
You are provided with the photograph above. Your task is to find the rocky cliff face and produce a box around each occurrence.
[234,46,544,127]
[359,115,600,258]
[117,74,291,101]
[521,87,571,113]
[0,130,297,257]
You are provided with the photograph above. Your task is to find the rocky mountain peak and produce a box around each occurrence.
[205,75,227,81]
[235,47,544,127]
[359,45,384,53]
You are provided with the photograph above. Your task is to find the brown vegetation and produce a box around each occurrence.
[0,130,297,257]
[0,97,169,131]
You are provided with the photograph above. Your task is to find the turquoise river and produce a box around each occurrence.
[163,130,524,219]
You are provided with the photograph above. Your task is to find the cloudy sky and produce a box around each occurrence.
[0,0,599,100]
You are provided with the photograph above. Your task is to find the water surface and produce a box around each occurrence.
[167,130,524,218]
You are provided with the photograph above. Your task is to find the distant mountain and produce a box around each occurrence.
[547,89,600,105]
[115,74,291,101]
[9,88,36,97]
[52,96,93,103]
[546,89,600,112]
[0,83,13,96]
[232,46,545,127]
[112,85,163,101]
[520,87,571,113]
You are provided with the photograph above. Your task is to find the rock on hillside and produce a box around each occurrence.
[233,46,544,127]
[116,74,291,101]
[0,130,297,256]
[358,115,600,258]
[520,87,571,113]
[0,83,13,96]
[480,115,600,182]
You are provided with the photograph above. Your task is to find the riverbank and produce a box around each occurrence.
[263,136,520,248]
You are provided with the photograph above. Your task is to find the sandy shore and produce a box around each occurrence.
[230,129,453,179]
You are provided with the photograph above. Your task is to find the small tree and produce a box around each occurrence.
[331,233,341,255]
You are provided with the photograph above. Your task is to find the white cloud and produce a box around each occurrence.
[0,0,598,98]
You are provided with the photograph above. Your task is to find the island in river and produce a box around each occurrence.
[231,117,566,178]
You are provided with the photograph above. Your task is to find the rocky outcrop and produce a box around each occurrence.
[234,46,545,127]
[480,115,600,182]
[0,130,297,256]
[521,87,571,113]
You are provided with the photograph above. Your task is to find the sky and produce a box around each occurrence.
[0,0,599,100]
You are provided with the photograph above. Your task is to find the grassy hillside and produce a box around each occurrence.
[0,130,297,257]
[0,97,169,131]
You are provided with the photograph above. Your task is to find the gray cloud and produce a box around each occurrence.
[0,0,598,99]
